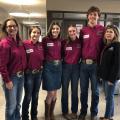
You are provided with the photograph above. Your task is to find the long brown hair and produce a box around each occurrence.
[66,24,77,44]
[2,17,21,41]
[47,21,61,38]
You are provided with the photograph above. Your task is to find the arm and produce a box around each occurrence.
[109,43,120,83]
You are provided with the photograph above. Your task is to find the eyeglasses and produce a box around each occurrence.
[6,25,17,28]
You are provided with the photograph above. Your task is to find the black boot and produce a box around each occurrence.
[45,101,51,120]
[50,99,56,120]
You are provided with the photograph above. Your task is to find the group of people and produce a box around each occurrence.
[0,6,120,120]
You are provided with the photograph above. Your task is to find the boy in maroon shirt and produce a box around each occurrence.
[78,6,104,120]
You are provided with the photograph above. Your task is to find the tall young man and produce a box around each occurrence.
[78,6,104,120]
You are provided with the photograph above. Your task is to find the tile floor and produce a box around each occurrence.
[0,83,120,120]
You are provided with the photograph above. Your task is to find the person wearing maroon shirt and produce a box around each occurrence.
[78,6,104,120]
[42,21,62,120]
[61,25,81,120]
[22,26,44,120]
[0,18,26,120]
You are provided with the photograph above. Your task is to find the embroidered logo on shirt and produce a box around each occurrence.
[83,34,89,39]
[47,43,54,47]
[26,49,34,53]
[66,47,72,50]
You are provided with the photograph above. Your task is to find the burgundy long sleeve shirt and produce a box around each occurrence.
[80,24,104,63]
[62,37,81,64]
[42,36,62,61]
[0,36,27,83]
[23,40,44,70]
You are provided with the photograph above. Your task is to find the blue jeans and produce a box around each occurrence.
[22,71,42,120]
[80,63,99,116]
[103,81,116,119]
[61,63,79,113]
[3,75,24,120]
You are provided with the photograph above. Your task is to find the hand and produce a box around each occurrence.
[5,81,13,90]
[108,81,113,85]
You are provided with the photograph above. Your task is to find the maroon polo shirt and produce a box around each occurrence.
[23,40,44,70]
[42,36,62,61]
[62,37,81,64]
[80,24,104,62]
[0,36,27,83]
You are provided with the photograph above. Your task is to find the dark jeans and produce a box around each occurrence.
[22,71,42,120]
[80,63,99,116]
[61,63,79,114]
[3,74,24,120]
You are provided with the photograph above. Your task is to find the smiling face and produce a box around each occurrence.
[51,25,61,38]
[104,28,115,43]
[88,11,100,26]
[6,20,18,39]
[68,26,77,41]
[30,27,41,43]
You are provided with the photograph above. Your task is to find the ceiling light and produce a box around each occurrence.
[9,12,42,18]
[22,21,39,25]
[0,0,40,5]
[9,12,28,17]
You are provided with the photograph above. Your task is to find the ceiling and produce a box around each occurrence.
[0,0,46,27]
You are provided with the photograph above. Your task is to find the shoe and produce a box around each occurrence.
[70,113,77,119]
[31,117,38,120]
[78,114,86,120]
[62,113,71,120]
[99,117,105,120]
[99,117,113,120]
[91,115,98,120]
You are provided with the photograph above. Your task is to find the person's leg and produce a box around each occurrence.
[45,91,55,120]
[90,64,99,117]
[104,81,116,119]
[71,64,79,114]
[79,63,89,119]
[31,72,42,120]
[80,63,89,115]
[3,84,16,120]
[22,73,33,120]
[61,64,71,114]
[15,76,24,120]
[50,91,57,120]
[3,75,21,120]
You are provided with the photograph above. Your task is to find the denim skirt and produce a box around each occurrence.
[42,61,62,91]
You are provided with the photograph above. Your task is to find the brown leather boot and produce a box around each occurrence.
[50,99,56,120]
[45,101,51,120]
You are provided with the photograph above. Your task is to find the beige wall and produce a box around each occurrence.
[47,0,120,13]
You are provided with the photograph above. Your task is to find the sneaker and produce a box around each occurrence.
[62,113,71,120]
[70,113,77,119]
[78,114,86,120]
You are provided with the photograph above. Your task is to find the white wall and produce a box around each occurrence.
[47,0,120,13]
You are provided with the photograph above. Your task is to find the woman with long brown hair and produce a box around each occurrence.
[0,18,26,120]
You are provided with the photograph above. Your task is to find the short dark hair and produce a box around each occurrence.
[87,6,101,17]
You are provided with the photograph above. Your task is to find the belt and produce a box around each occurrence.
[46,60,61,65]
[15,71,24,77]
[26,69,41,74]
[82,59,96,64]
[32,69,41,74]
